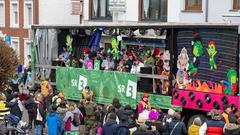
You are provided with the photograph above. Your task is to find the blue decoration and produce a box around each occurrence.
[5,35,11,45]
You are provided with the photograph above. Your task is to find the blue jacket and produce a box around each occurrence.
[102,120,119,135]
[168,118,187,135]
[47,110,63,135]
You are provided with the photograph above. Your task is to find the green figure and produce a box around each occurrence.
[222,69,238,95]
[193,40,203,57]
[66,34,73,53]
[207,41,217,70]
[189,34,204,76]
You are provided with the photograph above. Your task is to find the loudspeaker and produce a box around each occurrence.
[137,67,153,92]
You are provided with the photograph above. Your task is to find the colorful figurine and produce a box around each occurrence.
[189,33,204,76]
[111,37,120,60]
[222,68,238,95]
[207,41,217,70]
[176,48,189,89]
[66,34,73,53]
[161,50,171,94]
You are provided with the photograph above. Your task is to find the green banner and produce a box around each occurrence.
[137,92,182,111]
[56,67,138,108]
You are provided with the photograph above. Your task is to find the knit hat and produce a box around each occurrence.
[168,109,176,117]
[193,117,202,126]
[84,48,89,54]
[143,93,149,98]
[136,110,149,125]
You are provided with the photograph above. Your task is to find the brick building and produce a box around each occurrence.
[0,0,39,65]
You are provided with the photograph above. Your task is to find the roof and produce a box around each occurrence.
[31,22,240,29]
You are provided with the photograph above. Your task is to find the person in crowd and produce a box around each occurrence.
[102,55,115,71]
[126,53,134,72]
[131,58,144,74]
[59,46,70,65]
[144,50,155,67]
[102,113,119,135]
[138,93,151,114]
[116,114,130,135]
[121,105,136,128]
[112,98,123,116]
[0,93,10,120]
[34,93,46,135]
[63,102,76,135]
[188,117,202,135]
[82,86,94,101]
[79,48,90,69]
[6,92,23,120]
[223,115,240,135]
[57,100,68,132]
[168,110,187,135]
[117,60,127,72]
[40,77,52,97]
[47,104,63,135]
[222,104,231,124]
[78,99,86,125]
[97,47,105,62]
[23,93,36,129]
[84,97,100,135]
[199,109,225,135]
[103,105,119,125]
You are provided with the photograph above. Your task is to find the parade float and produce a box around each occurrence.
[31,23,240,124]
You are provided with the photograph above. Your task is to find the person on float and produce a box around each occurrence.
[82,86,94,101]
[222,104,231,124]
[137,93,151,114]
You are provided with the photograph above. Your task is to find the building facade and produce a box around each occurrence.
[0,0,39,65]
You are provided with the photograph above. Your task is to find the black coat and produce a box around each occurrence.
[6,98,22,119]
[168,118,187,135]
[102,120,119,135]
[24,96,36,112]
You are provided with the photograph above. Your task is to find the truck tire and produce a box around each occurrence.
[187,114,208,128]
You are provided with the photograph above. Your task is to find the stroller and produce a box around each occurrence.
[4,114,29,135]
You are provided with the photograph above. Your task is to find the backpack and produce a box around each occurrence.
[72,112,80,127]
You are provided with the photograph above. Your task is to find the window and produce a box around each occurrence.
[185,0,202,11]
[10,1,19,27]
[11,38,20,57]
[0,2,4,27]
[91,0,112,19]
[233,0,240,10]
[141,0,167,21]
[24,40,31,66]
[24,2,33,28]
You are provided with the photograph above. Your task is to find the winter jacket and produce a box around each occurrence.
[188,124,200,135]
[24,96,36,113]
[223,123,240,135]
[102,120,119,135]
[222,112,230,124]
[199,120,225,135]
[116,123,130,135]
[168,118,187,135]
[138,99,151,114]
[6,98,23,119]
[63,111,73,132]
[47,110,63,135]
[71,108,83,131]
[156,119,169,135]
[57,107,68,120]
[0,101,10,120]
[34,101,46,126]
